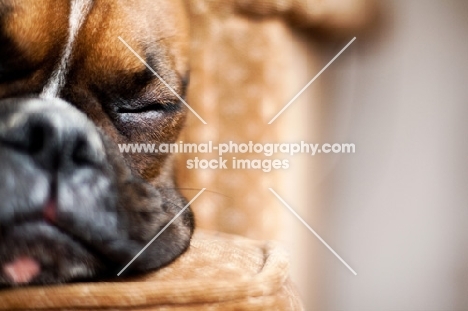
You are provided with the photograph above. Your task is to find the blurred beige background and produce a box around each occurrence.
[311,0,468,310]
[179,0,468,310]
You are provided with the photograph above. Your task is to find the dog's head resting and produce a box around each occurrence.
[0,0,194,286]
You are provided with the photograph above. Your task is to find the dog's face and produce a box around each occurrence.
[0,0,193,286]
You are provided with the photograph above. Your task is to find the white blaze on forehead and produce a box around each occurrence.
[40,0,93,99]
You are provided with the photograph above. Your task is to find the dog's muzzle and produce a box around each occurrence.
[0,96,195,287]
[0,97,118,285]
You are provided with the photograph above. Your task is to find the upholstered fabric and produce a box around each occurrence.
[0,230,303,310]
[179,0,374,240]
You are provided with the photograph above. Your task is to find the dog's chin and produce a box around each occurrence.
[0,222,104,286]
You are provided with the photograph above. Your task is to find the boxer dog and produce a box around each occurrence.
[0,0,194,286]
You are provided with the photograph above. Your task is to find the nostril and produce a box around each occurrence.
[0,118,52,156]
[27,123,48,155]
[0,104,104,171]
[71,135,98,167]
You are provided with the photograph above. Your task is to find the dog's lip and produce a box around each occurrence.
[0,221,102,284]
[1,206,122,266]
[2,200,120,264]
[0,220,91,257]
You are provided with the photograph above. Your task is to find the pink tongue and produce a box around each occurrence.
[3,257,41,284]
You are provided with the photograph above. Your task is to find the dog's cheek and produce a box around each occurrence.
[83,132,195,273]
[118,179,169,241]
[114,179,194,273]
[128,212,193,272]
[100,132,177,241]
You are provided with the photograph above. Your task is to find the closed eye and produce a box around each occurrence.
[111,71,189,115]
[115,100,182,114]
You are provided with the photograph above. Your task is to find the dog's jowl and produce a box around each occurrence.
[0,0,194,286]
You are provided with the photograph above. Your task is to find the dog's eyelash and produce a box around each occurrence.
[116,102,171,114]
[115,97,182,114]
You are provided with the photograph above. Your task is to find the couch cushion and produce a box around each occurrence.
[0,230,303,310]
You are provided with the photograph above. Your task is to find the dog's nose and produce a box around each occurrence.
[0,98,105,171]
